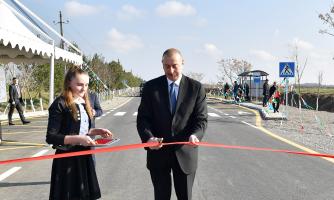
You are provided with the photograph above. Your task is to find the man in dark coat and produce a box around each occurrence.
[262,79,269,107]
[137,48,208,200]
[8,77,30,125]
[89,91,103,128]
[269,81,277,98]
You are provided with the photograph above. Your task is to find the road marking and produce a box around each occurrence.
[241,121,258,129]
[208,106,229,116]
[32,149,49,157]
[208,113,221,117]
[239,105,334,164]
[107,111,111,114]
[96,117,101,120]
[0,146,43,151]
[6,125,46,128]
[2,130,45,135]
[238,111,250,115]
[229,116,237,119]
[114,112,126,116]
[2,141,47,146]
[0,167,22,181]
[102,114,107,117]
[133,112,138,116]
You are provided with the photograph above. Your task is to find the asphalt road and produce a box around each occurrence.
[1,97,334,200]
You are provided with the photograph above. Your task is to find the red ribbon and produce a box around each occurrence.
[0,141,334,165]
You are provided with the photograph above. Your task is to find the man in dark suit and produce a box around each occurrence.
[89,91,103,128]
[8,77,30,125]
[137,48,208,200]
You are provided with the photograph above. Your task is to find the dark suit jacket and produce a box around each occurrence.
[46,96,92,151]
[137,75,208,174]
[8,84,23,104]
[89,92,103,128]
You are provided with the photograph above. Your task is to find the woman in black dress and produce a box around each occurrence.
[46,67,112,200]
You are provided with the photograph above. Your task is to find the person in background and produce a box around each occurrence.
[272,88,281,113]
[269,81,277,99]
[223,82,230,99]
[243,82,250,101]
[233,81,240,101]
[137,48,208,200]
[89,91,103,128]
[46,67,113,200]
[262,79,269,107]
[8,77,30,125]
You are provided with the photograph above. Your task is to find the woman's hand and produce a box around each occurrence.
[88,128,113,138]
[78,135,96,146]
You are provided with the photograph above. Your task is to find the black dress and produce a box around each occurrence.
[46,97,101,200]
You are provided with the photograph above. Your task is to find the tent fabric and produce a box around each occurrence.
[0,1,82,65]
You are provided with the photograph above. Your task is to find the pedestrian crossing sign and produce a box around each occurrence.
[279,62,295,77]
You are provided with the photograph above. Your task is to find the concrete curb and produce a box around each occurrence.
[209,97,287,120]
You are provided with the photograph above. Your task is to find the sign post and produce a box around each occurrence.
[279,62,295,107]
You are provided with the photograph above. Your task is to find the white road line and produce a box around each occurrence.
[96,117,101,120]
[114,112,126,116]
[208,113,221,117]
[241,121,258,129]
[0,167,22,182]
[133,112,138,116]
[106,111,111,114]
[208,106,227,115]
[229,116,237,119]
[32,149,49,157]
[102,114,107,117]
[224,113,229,116]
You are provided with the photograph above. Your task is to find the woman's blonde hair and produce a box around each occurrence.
[62,66,93,121]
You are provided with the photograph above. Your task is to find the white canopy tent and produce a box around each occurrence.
[0,0,83,105]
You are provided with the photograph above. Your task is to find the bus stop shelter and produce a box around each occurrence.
[238,70,269,101]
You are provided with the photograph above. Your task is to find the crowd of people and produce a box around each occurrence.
[263,79,281,113]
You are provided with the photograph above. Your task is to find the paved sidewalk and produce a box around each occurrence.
[211,97,287,120]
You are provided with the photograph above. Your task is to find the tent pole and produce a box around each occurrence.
[49,43,55,106]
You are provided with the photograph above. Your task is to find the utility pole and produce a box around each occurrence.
[53,11,69,74]
[53,11,69,49]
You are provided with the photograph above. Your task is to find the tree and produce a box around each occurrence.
[319,5,334,37]
[316,71,323,111]
[291,45,308,111]
[217,58,252,84]
[185,72,204,82]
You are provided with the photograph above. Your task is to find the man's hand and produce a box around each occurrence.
[147,137,163,150]
[12,102,15,105]
[92,109,96,116]
[189,135,199,145]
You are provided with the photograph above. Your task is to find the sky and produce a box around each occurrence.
[14,0,334,85]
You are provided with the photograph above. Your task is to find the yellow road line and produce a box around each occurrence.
[4,125,46,128]
[2,130,45,135]
[0,146,43,151]
[2,141,47,146]
[239,105,334,164]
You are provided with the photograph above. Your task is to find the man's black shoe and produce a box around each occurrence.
[9,122,15,125]
[22,121,30,124]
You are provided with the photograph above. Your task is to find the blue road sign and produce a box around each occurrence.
[279,62,295,77]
